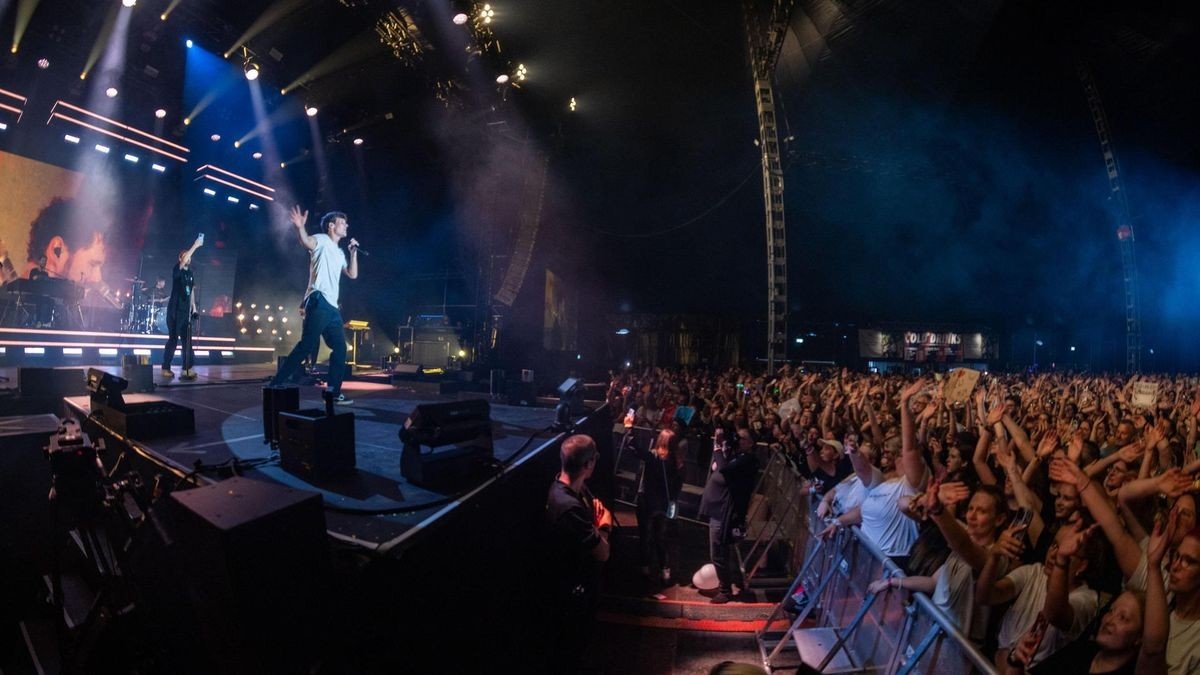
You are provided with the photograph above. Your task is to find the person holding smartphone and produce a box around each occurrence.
[161,233,203,381]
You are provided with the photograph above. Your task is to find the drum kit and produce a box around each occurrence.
[121,277,168,334]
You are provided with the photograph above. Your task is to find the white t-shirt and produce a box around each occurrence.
[859,475,919,557]
[304,233,347,308]
[833,474,866,515]
[995,563,1099,667]
[1167,613,1200,674]
[931,550,1003,642]
[1126,536,1170,595]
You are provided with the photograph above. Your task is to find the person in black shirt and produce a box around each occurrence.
[636,427,684,586]
[698,427,761,604]
[161,235,203,380]
[545,434,612,671]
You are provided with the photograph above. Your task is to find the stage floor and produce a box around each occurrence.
[44,364,561,557]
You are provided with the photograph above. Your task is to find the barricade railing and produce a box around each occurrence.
[737,450,808,585]
[756,507,998,674]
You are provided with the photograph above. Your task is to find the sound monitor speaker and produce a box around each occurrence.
[168,477,330,673]
[506,381,535,406]
[399,400,493,488]
[278,409,356,480]
[262,386,300,448]
[18,368,87,397]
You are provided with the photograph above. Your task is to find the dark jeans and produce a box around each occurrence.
[162,310,193,370]
[272,292,346,395]
[637,502,670,572]
[708,517,735,593]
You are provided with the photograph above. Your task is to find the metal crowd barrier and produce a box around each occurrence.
[756,501,998,674]
[737,450,808,586]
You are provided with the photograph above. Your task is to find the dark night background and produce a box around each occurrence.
[2,0,1199,373]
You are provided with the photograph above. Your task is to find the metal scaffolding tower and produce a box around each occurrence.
[1077,62,1142,373]
[743,0,796,373]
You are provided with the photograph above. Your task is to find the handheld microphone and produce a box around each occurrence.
[348,242,370,256]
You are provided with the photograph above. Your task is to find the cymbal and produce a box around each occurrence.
[125,278,146,285]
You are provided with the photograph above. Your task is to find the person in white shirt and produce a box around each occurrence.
[270,206,360,404]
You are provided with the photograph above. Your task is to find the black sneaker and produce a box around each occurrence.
[333,394,353,405]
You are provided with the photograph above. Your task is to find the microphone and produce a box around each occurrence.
[348,242,370,256]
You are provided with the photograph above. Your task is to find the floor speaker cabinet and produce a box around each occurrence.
[399,400,493,488]
[167,477,330,673]
[277,409,356,480]
[18,367,88,397]
[262,386,300,447]
[401,444,484,488]
[506,380,536,406]
[89,398,195,440]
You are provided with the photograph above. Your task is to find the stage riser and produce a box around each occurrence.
[0,327,277,366]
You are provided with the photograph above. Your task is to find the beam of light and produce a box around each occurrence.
[184,77,239,127]
[280,27,383,94]
[307,113,335,206]
[11,0,44,55]
[223,0,308,58]
[247,79,297,246]
[48,112,189,162]
[195,164,276,193]
[160,0,181,21]
[196,174,276,202]
[79,2,122,81]
[234,101,301,147]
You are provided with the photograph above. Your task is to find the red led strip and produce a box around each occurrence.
[53,100,190,153]
[49,112,188,163]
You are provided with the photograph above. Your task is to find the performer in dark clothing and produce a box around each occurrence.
[545,434,613,672]
[161,235,203,380]
[697,426,761,604]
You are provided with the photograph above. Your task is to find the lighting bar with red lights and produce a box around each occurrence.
[0,87,27,104]
[195,173,276,201]
[195,164,275,193]
[48,112,189,163]
[51,100,190,154]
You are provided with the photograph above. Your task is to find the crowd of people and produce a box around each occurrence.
[583,365,1200,674]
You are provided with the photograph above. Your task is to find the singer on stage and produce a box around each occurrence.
[162,234,204,380]
[270,205,359,404]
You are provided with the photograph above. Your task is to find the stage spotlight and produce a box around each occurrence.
[479,4,495,24]
[105,87,118,98]
[256,328,262,335]
[267,316,274,322]
[183,117,190,125]
[252,152,262,159]
[227,196,239,203]
[516,63,527,81]
[280,317,287,323]
[249,204,259,210]
[155,108,167,118]
[252,315,260,321]
[452,13,468,24]
[305,105,318,117]
[496,74,509,84]
[124,154,139,163]
[276,305,282,311]
[210,133,221,141]
[279,162,286,168]
[37,58,49,69]
[244,59,260,81]
[237,313,245,321]
[569,97,576,111]
[151,164,166,172]
[250,304,256,309]
[240,327,247,334]
[64,134,80,144]
[353,137,363,146]
[0,123,6,131]
[185,39,193,48]
[233,140,240,148]
[122,0,136,7]
[203,188,216,196]
[94,144,110,154]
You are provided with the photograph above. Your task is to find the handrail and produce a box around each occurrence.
[845,525,999,675]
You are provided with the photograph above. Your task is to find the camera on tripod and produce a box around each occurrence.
[46,419,107,525]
